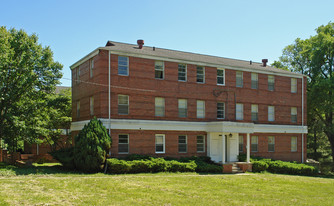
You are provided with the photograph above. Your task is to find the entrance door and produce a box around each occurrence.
[210,138,221,163]
[228,138,238,162]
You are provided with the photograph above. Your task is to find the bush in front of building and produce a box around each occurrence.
[50,147,75,169]
[106,158,196,174]
[252,161,269,172]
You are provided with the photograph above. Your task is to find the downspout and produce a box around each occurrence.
[301,76,304,163]
[108,50,111,157]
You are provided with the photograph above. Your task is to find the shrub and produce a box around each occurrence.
[124,154,151,161]
[50,147,75,169]
[252,161,269,172]
[167,160,196,172]
[107,159,131,174]
[74,117,112,172]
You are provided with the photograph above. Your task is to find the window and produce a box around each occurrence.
[118,134,129,154]
[76,101,80,119]
[239,135,243,153]
[178,135,187,153]
[118,56,129,76]
[291,107,297,123]
[217,102,225,119]
[251,104,258,121]
[291,78,297,93]
[90,96,94,116]
[236,71,243,87]
[155,61,164,79]
[155,134,165,153]
[197,100,205,118]
[178,99,187,118]
[197,66,205,83]
[268,136,275,152]
[268,106,275,121]
[76,67,80,83]
[251,73,258,89]
[155,97,165,117]
[291,137,297,152]
[268,75,275,91]
[90,59,94,78]
[118,95,129,115]
[178,64,187,81]
[197,135,205,152]
[251,136,258,152]
[217,68,225,85]
[236,103,243,120]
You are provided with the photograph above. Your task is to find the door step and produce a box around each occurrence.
[232,163,244,174]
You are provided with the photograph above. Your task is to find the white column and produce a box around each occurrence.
[222,134,226,164]
[246,133,250,163]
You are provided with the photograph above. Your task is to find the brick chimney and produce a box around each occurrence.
[137,39,144,49]
[262,59,268,67]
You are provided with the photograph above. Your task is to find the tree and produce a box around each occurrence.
[273,22,334,162]
[74,117,112,172]
[0,27,62,152]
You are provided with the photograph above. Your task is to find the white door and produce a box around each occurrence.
[211,138,221,163]
[228,138,238,162]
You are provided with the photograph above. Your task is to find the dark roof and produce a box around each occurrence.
[102,41,296,76]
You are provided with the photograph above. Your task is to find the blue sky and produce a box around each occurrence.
[1,0,333,86]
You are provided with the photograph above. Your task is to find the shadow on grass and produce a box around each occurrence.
[0,162,80,176]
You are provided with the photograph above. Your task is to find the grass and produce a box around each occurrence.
[0,163,334,205]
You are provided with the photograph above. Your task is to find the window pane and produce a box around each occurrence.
[251,73,258,89]
[178,64,187,81]
[217,69,225,85]
[178,135,187,153]
[118,95,129,115]
[268,75,275,91]
[251,136,258,152]
[251,104,258,121]
[197,66,205,83]
[236,71,243,87]
[155,61,164,79]
[197,100,205,118]
[239,136,243,152]
[217,102,225,119]
[155,135,165,153]
[118,56,128,75]
[291,78,297,93]
[118,134,129,153]
[178,99,187,117]
[155,97,165,117]
[197,135,205,152]
[236,103,243,120]
[268,136,275,152]
[291,137,297,152]
[268,106,275,121]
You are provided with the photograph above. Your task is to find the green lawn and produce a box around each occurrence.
[0,163,334,205]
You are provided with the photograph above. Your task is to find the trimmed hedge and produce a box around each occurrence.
[107,158,197,174]
[252,161,269,172]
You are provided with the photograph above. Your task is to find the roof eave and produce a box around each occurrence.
[69,48,103,70]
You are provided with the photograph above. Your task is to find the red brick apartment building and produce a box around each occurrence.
[70,40,307,163]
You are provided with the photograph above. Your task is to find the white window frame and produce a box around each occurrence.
[251,73,258,89]
[118,56,129,76]
[155,134,165,154]
[118,95,129,115]
[196,66,205,83]
[217,68,225,85]
[251,104,258,121]
[217,102,225,119]
[236,103,244,120]
[291,78,297,93]
[251,136,258,152]
[291,107,297,123]
[90,58,94,78]
[178,63,187,82]
[291,136,297,152]
[178,99,187,118]
[268,106,275,122]
[268,75,275,91]
[155,61,164,79]
[118,134,129,154]
[268,136,275,152]
[155,97,165,117]
[239,135,244,153]
[196,100,205,118]
[197,135,205,153]
[90,96,94,116]
[178,135,187,153]
[236,71,243,88]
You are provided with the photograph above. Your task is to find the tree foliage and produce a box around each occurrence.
[73,117,112,172]
[0,27,63,152]
[274,22,334,162]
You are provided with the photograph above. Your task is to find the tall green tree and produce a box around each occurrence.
[0,27,62,152]
[273,22,334,162]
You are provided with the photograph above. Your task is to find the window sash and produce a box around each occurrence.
[197,135,205,152]
[268,136,275,152]
[178,99,187,117]
[239,136,243,152]
[118,134,129,153]
[178,135,187,153]
[236,103,243,120]
[236,71,243,87]
[197,100,205,118]
[118,56,129,75]
[291,137,297,152]
[217,102,225,119]
[155,97,165,117]
[291,78,297,93]
[251,73,258,89]
[196,66,205,83]
[90,59,94,78]
[76,101,80,118]
[251,105,258,121]
[268,75,275,91]
[268,106,275,121]
[118,95,129,115]
[90,96,94,116]
[251,136,258,152]
[178,64,187,81]
[217,69,225,85]
[155,61,164,79]
[155,134,165,153]
[291,107,297,123]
